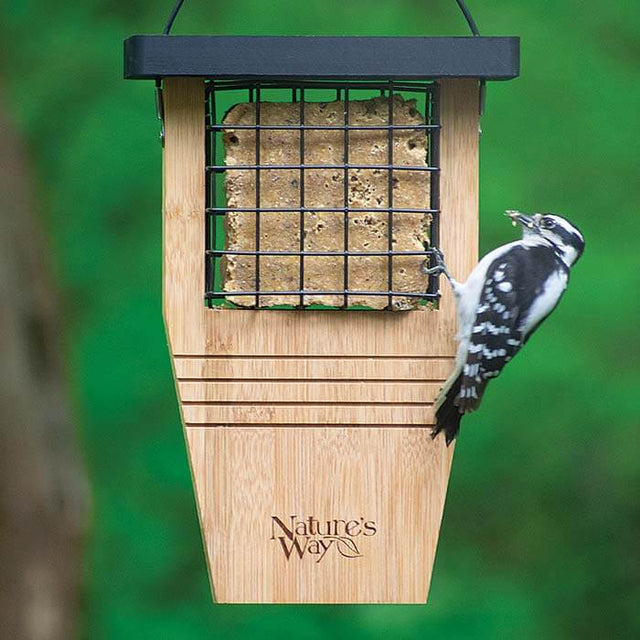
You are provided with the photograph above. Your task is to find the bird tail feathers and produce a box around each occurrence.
[432,373,463,446]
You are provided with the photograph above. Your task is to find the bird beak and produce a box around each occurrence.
[505,210,538,231]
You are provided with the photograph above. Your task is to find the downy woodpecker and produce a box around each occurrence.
[424,211,585,445]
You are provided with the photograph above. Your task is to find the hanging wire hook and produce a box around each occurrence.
[455,0,487,117]
[455,0,480,36]
[159,0,487,116]
[164,0,186,35]
[162,0,480,38]
[153,0,486,146]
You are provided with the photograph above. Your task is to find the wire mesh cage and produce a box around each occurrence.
[205,78,441,310]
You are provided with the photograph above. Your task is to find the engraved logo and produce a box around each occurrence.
[270,515,378,563]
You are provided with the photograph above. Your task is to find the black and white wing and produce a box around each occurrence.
[456,257,524,412]
[457,245,569,412]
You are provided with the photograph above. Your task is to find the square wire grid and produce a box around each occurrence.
[205,78,440,310]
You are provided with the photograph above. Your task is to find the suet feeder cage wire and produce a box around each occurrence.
[124,0,518,604]
[205,77,441,310]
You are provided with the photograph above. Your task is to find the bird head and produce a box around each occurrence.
[506,210,585,267]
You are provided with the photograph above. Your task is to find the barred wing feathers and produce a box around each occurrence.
[456,258,523,412]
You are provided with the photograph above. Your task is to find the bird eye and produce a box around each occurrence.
[541,217,556,229]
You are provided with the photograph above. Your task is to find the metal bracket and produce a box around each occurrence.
[155,79,165,146]
[478,79,487,136]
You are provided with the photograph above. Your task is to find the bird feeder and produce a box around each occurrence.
[124,24,519,603]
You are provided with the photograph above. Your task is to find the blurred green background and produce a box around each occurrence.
[1,0,639,638]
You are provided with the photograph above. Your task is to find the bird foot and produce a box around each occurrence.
[422,248,447,275]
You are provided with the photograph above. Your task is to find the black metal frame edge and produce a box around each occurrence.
[124,36,520,80]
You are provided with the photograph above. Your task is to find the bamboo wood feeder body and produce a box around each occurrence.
[124,35,519,604]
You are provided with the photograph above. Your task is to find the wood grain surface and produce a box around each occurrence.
[187,427,454,603]
[162,77,479,603]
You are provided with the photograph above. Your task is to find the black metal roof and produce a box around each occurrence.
[124,36,519,80]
